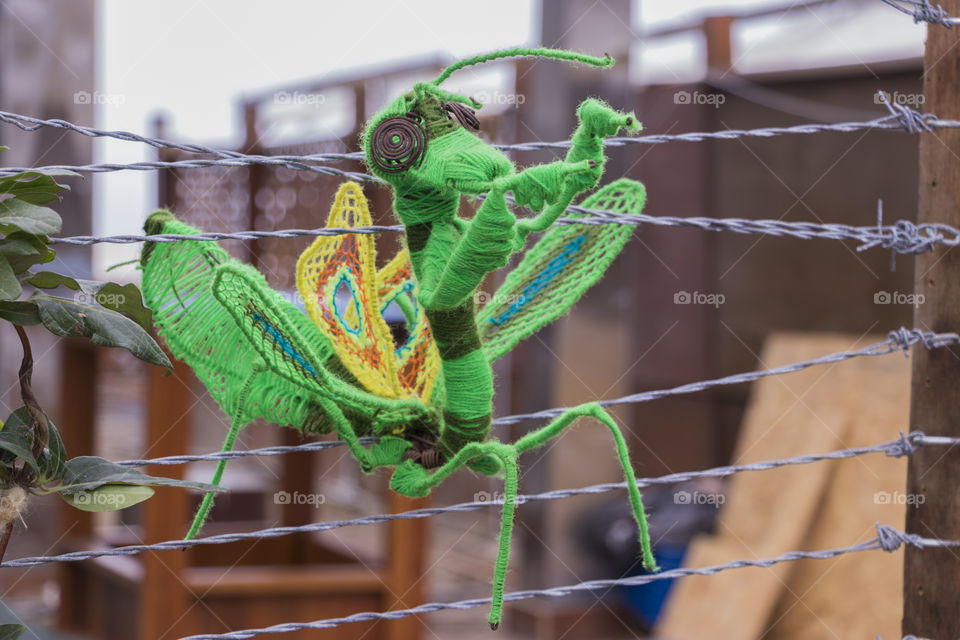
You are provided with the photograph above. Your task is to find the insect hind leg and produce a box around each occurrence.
[185,414,245,540]
[514,401,658,572]
[388,439,519,630]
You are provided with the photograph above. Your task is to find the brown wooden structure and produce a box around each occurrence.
[903,3,960,636]
[51,60,461,640]
[43,4,942,637]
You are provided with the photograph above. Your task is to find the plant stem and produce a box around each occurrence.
[0,521,13,564]
[14,324,47,461]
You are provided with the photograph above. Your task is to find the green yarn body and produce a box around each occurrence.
[141,213,433,538]
[362,48,653,628]
[142,47,660,630]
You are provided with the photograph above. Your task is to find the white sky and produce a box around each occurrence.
[93,0,925,276]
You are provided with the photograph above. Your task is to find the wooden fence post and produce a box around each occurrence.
[903,5,960,637]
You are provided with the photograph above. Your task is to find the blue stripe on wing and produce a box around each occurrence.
[487,234,586,327]
[250,310,319,378]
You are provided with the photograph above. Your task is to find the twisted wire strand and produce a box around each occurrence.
[0,110,362,162]
[880,0,960,25]
[106,327,956,467]
[174,524,958,639]
[1,101,957,180]
[115,437,380,467]
[46,204,960,257]
[3,432,955,570]
[493,328,960,425]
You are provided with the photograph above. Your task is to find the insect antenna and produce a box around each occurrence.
[430,47,614,88]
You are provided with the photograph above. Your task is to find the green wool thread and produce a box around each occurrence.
[140,47,658,630]
[141,212,432,537]
[361,47,652,628]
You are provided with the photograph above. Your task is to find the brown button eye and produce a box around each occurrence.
[369,115,427,174]
[441,101,480,131]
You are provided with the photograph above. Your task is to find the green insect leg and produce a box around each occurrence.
[513,99,639,248]
[314,395,378,472]
[514,402,658,572]
[185,414,245,540]
[417,188,516,311]
[387,440,518,629]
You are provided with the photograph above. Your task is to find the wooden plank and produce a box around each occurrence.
[140,355,192,640]
[904,5,960,637]
[383,491,428,640]
[56,340,97,632]
[657,333,870,639]
[185,565,387,595]
[764,342,910,639]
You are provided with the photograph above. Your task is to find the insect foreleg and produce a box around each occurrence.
[417,187,516,311]
[513,99,639,248]
[514,401,658,572]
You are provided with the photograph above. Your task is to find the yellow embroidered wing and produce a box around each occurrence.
[296,181,440,402]
[376,249,441,403]
[296,182,401,398]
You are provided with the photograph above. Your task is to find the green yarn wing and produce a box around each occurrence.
[140,213,339,432]
[476,178,644,364]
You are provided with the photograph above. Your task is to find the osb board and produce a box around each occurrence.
[544,309,637,586]
[763,342,910,640]
[657,333,910,640]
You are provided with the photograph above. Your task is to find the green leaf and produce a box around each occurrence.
[0,256,21,300]
[0,170,76,205]
[61,484,155,512]
[3,407,63,482]
[0,414,39,476]
[0,232,55,273]
[0,301,41,325]
[28,273,153,330]
[58,456,223,494]
[0,623,27,640]
[38,419,65,482]
[32,294,171,368]
[0,199,61,235]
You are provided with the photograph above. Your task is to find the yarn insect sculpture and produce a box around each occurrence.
[140,47,656,629]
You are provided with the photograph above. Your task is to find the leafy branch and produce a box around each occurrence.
[0,152,218,620]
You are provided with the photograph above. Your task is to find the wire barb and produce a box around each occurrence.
[4,431,958,570]
[880,0,960,26]
[171,524,960,639]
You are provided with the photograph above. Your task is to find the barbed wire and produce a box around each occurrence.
[106,327,955,467]
[4,431,956,570]
[48,199,960,258]
[0,156,380,183]
[0,99,955,181]
[115,437,380,466]
[174,523,958,639]
[493,328,959,425]
[880,0,960,25]
[0,110,363,162]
